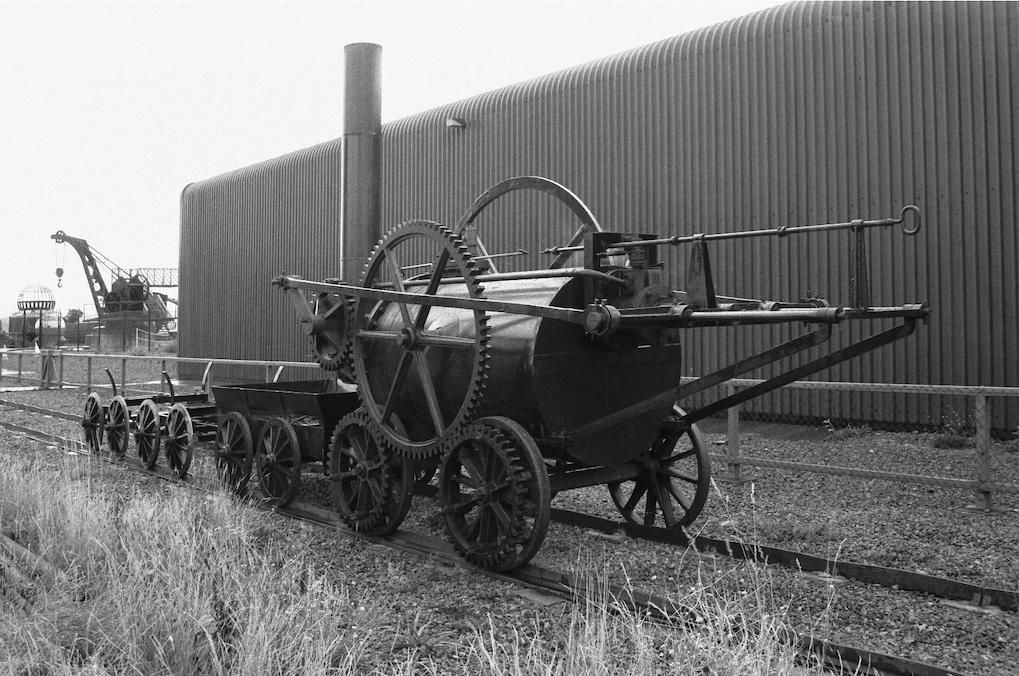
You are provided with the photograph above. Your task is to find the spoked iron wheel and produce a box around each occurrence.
[329,410,412,534]
[350,220,490,460]
[164,404,195,479]
[106,395,130,459]
[255,417,301,506]
[216,412,253,494]
[81,392,105,455]
[608,406,710,529]
[133,399,161,469]
[439,416,551,571]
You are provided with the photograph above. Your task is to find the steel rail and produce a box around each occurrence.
[0,416,986,676]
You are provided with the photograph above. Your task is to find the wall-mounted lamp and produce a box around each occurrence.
[445,117,466,130]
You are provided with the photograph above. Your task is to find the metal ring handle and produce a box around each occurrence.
[899,205,921,235]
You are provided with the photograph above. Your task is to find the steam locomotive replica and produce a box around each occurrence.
[82,45,927,572]
[271,175,926,571]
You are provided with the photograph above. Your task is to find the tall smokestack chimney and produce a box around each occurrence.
[341,43,382,282]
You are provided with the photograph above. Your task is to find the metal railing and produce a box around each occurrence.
[710,378,1019,512]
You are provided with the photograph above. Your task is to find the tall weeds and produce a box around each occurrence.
[1,449,833,675]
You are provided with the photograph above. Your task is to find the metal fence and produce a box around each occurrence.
[704,378,1019,513]
[1,350,1016,511]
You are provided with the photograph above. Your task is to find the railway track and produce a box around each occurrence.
[0,400,997,676]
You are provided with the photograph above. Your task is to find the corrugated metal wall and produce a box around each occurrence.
[376,0,1018,428]
[180,1,1018,426]
[179,139,344,382]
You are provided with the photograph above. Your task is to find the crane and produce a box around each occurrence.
[50,230,176,322]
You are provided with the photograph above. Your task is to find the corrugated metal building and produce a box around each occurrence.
[180,1,1019,428]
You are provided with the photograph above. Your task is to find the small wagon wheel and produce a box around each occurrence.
[216,412,253,494]
[608,406,711,529]
[164,404,195,479]
[439,416,551,571]
[329,409,412,534]
[350,220,490,459]
[255,417,301,506]
[133,399,161,469]
[106,395,130,459]
[81,392,105,455]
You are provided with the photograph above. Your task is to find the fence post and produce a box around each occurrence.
[160,359,167,395]
[17,352,23,384]
[265,364,271,383]
[58,352,65,389]
[0,349,4,386]
[725,382,747,483]
[968,394,998,512]
[121,357,128,399]
[203,362,213,398]
[86,355,92,392]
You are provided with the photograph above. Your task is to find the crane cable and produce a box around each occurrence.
[55,241,66,287]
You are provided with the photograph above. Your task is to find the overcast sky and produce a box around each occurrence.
[0,0,784,317]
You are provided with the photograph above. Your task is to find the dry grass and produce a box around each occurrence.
[0,446,832,676]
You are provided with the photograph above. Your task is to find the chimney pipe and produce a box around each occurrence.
[341,43,383,281]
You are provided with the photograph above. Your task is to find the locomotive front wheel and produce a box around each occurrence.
[81,392,105,455]
[164,404,195,479]
[216,412,254,494]
[133,399,162,469]
[255,417,301,507]
[608,406,710,529]
[439,416,551,571]
[106,395,130,459]
[329,410,413,534]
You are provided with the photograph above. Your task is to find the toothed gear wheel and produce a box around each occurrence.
[438,418,549,571]
[350,220,490,459]
[310,292,350,372]
[329,409,396,533]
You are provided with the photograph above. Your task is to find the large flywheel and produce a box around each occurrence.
[350,220,490,459]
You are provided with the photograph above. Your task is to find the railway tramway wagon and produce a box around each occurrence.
[209,380,363,507]
[81,370,216,478]
[275,175,930,572]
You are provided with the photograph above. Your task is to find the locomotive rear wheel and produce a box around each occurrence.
[133,399,161,469]
[164,404,195,479]
[216,412,254,494]
[439,416,551,571]
[106,395,130,459]
[255,417,301,507]
[351,220,490,460]
[608,407,710,529]
[82,392,104,455]
[329,410,412,534]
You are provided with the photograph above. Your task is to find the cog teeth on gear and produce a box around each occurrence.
[329,408,392,532]
[439,423,531,569]
[349,220,491,461]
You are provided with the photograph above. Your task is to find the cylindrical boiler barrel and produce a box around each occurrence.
[363,276,684,466]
